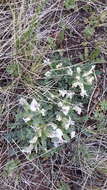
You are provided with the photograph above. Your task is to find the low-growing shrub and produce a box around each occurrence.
[14,58,95,154]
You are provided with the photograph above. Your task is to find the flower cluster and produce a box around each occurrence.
[19,62,95,154]
[72,65,95,97]
[19,97,76,153]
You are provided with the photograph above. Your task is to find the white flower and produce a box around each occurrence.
[30,98,40,112]
[53,140,65,147]
[80,88,88,97]
[83,65,95,77]
[48,128,63,142]
[19,97,28,106]
[73,105,82,115]
[45,71,51,77]
[23,117,31,123]
[48,126,66,147]
[67,67,73,76]
[77,67,81,74]
[59,89,67,97]
[49,122,57,130]
[53,142,59,147]
[40,109,46,116]
[62,105,70,115]
[76,75,81,80]
[56,114,62,121]
[70,131,75,138]
[34,144,38,153]
[52,128,63,139]
[52,128,67,147]
[68,117,75,126]
[30,136,38,144]
[43,58,51,65]
[66,91,74,99]
[31,126,42,137]
[56,63,62,69]
[72,81,87,97]
[63,117,75,130]
[58,101,63,107]
[50,93,55,98]
[22,144,33,154]
[86,76,94,84]
[31,126,36,130]
[72,81,81,88]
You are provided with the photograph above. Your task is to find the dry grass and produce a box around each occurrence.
[0,0,107,189]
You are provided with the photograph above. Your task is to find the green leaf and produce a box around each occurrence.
[64,0,76,9]
[6,63,22,77]
[4,159,20,177]
[89,48,100,60]
[84,26,95,39]
[100,100,107,111]
[58,182,70,190]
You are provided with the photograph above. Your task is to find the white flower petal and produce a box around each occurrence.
[58,102,63,108]
[86,76,94,84]
[77,67,81,74]
[55,128,63,140]
[56,63,62,69]
[67,68,73,76]
[64,121,70,130]
[30,98,40,112]
[22,144,33,154]
[73,82,87,97]
[48,128,63,140]
[62,105,70,115]
[53,139,65,147]
[80,88,88,97]
[50,93,55,98]
[71,131,75,138]
[59,90,67,97]
[64,117,75,130]
[43,59,51,65]
[23,117,31,123]
[73,105,82,115]
[56,114,62,121]
[41,109,46,116]
[30,136,38,144]
[19,98,28,105]
[68,117,75,125]
[45,71,51,77]
[49,123,57,130]
[76,75,81,80]
[72,81,81,88]
[53,142,59,147]
[66,91,74,99]
[83,65,95,77]
[31,126,36,131]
